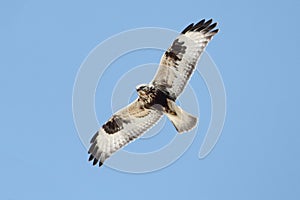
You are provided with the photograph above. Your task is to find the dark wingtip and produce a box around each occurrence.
[93,158,98,166]
[196,19,205,26]
[99,161,103,167]
[201,22,217,33]
[181,23,194,34]
[181,19,218,34]
[88,154,94,161]
[208,22,217,30]
[211,29,219,34]
[205,19,213,25]
[190,19,205,31]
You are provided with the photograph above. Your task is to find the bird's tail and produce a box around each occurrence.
[164,99,197,133]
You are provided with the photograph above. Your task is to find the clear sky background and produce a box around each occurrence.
[1,0,300,199]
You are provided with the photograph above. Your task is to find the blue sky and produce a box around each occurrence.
[1,0,300,199]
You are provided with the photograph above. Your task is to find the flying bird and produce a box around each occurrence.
[88,19,219,167]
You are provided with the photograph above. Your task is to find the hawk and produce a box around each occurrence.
[88,19,219,167]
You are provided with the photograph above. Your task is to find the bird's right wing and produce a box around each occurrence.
[88,99,163,167]
[151,19,219,100]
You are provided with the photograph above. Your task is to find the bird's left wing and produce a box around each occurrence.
[88,99,163,167]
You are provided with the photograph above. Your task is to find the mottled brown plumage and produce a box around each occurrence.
[88,19,219,167]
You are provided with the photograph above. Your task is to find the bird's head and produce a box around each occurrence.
[136,84,154,98]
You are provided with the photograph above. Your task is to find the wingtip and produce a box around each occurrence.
[88,154,94,161]
[214,29,220,33]
[210,28,220,35]
[204,19,213,26]
[181,19,219,34]
[202,19,213,28]
[92,158,98,166]
[190,19,205,31]
[181,23,194,34]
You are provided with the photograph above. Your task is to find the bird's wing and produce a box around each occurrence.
[88,99,163,167]
[151,19,219,99]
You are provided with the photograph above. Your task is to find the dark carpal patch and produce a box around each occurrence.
[165,39,186,61]
[165,51,180,61]
[102,115,123,134]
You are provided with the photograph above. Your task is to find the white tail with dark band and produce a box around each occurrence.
[164,99,197,133]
